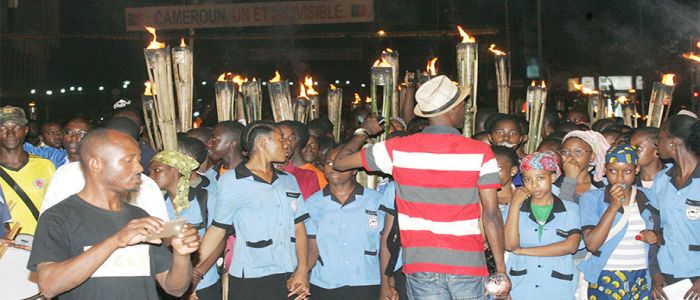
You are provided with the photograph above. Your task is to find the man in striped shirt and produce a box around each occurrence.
[335,75,510,300]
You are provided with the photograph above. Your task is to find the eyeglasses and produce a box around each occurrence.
[558,148,592,158]
[63,129,88,139]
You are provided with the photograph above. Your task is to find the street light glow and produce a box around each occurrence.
[46,90,53,95]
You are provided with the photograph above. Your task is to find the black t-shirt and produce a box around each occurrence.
[28,195,173,299]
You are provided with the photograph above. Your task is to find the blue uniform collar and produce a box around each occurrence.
[322,183,364,207]
[519,195,566,225]
[421,126,461,135]
[665,162,700,190]
[234,161,285,184]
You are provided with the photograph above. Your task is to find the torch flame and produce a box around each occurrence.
[456,26,476,43]
[573,82,599,95]
[488,44,506,56]
[180,38,186,47]
[145,27,166,49]
[330,84,337,91]
[232,75,247,92]
[683,53,700,63]
[269,71,282,83]
[304,76,318,95]
[144,81,155,96]
[540,81,546,88]
[365,96,372,103]
[384,48,393,53]
[298,82,308,98]
[616,95,629,104]
[661,74,675,86]
[531,81,536,87]
[373,58,392,67]
[353,93,361,104]
[426,57,438,76]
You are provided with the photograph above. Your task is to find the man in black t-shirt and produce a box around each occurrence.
[27,129,200,299]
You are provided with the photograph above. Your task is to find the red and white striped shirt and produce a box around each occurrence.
[361,126,500,276]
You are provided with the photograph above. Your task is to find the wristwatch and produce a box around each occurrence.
[354,128,370,138]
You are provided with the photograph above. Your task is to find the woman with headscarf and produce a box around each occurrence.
[556,130,611,203]
[649,115,700,300]
[503,152,581,300]
[149,150,222,299]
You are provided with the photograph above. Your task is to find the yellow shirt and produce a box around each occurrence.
[299,163,328,189]
[1,155,55,234]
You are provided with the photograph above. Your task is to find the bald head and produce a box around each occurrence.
[79,129,137,166]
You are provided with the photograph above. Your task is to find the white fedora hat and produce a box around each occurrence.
[414,75,469,118]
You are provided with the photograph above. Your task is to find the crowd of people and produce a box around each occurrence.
[0,74,699,300]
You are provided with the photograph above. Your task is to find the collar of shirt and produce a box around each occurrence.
[519,195,566,225]
[665,162,700,190]
[421,126,461,135]
[322,183,364,207]
[235,161,284,184]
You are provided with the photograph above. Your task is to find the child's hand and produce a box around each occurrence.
[608,184,626,208]
[512,188,530,205]
[637,230,658,245]
[562,156,582,178]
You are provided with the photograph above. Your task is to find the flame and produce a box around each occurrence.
[697,41,700,49]
[488,44,506,56]
[180,38,186,47]
[540,81,546,88]
[522,101,528,113]
[373,58,392,67]
[298,82,308,98]
[384,48,393,53]
[232,75,247,92]
[353,93,361,104]
[269,71,282,83]
[217,73,227,82]
[426,57,438,76]
[145,27,166,49]
[573,82,599,95]
[303,76,318,95]
[144,81,154,96]
[330,84,337,91]
[661,74,675,86]
[683,53,700,63]
[616,95,629,104]
[456,26,476,43]
[376,30,386,36]
[365,96,372,103]
[531,81,536,87]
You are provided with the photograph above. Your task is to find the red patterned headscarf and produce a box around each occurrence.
[520,152,562,180]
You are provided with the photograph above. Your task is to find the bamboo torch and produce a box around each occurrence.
[232,75,248,124]
[172,38,193,132]
[267,71,294,122]
[371,57,393,140]
[418,57,438,84]
[293,81,310,123]
[304,76,320,121]
[215,73,235,122]
[327,84,343,143]
[456,26,478,137]
[143,27,178,151]
[573,82,603,124]
[141,81,161,150]
[242,78,263,122]
[489,44,510,114]
[647,74,676,128]
[381,48,400,117]
[525,81,548,154]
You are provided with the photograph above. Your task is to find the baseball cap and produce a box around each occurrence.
[0,106,28,126]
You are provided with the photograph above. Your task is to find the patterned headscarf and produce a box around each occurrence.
[520,152,562,180]
[563,130,611,182]
[151,151,199,217]
[605,144,639,165]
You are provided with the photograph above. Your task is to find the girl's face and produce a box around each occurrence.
[605,162,638,187]
[148,161,179,191]
[630,133,657,167]
[560,138,594,171]
[495,155,517,186]
[522,169,556,200]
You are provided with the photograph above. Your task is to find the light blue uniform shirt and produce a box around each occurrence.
[503,196,581,300]
[577,186,659,283]
[306,184,387,289]
[212,163,309,279]
[165,185,219,290]
[652,164,700,278]
[379,180,403,272]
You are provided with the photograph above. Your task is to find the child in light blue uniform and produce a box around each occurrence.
[578,144,660,300]
[149,150,221,299]
[504,152,581,300]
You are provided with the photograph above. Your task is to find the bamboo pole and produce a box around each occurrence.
[172,40,194,132]
[268,74,294,122]
[456,36,478,137]
[327,84,343,143]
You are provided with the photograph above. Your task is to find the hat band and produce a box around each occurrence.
[420,90,462,115]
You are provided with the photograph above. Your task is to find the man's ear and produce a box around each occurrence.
[88,156,103,174]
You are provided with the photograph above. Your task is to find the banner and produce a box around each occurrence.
[125,0,374,31]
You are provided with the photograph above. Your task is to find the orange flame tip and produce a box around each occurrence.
[373,58,392,67]
[456,26,476,43]
[488,44,506,56]
[353,93,361,104]
[180,38,186,47]
[145,27,166,49]
[217,73,227,82]
[384,48,393,53]
[329,84,337,90]
[298,82,308,98]
[303,76,318,95]
[365,96,372,103]
[540,81,546,88]
[661,74,675,86]
[531,81,536,87]
[682,53,700,63]
[269,71,282,83]
[426,57,438,76]
[573,82,599,95]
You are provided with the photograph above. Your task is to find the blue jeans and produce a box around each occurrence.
[406,272,485,300]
